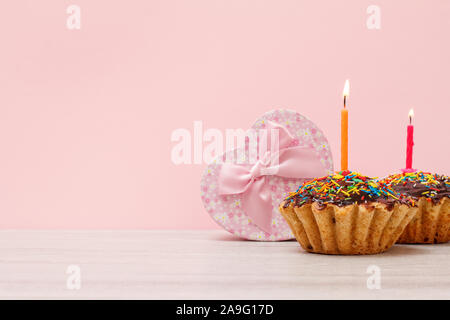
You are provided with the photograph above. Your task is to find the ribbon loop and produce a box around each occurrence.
[218,121,327,234]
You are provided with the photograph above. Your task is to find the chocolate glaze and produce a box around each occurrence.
[390,174,449,204]
[284,188,402,211]
[283,171,413,211]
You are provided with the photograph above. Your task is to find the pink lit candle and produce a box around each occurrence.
[402,109,416,173]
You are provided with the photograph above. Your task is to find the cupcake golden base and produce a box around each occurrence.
[397,197,449,244]
[280,201,417,255]
[280,171,417,255]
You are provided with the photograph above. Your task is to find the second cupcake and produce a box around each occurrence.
[279,171,418,255]
[382,172,449,244]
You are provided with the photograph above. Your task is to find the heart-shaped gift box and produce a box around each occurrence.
[200,109,333,241]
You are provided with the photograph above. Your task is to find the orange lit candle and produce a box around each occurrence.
[341,80,349,171]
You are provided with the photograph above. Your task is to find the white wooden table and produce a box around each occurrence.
[0,230,448,299]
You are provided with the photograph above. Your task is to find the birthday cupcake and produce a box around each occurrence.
[279,171,418,255]
[382,172,449,244]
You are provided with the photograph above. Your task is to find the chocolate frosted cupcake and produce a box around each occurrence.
[382,172,449,244]
[279,171,417,255]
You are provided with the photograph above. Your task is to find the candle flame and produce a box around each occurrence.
[408,109,414,118]
[343,79,350,97]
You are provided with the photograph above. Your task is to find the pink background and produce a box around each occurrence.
[0,1,448,229]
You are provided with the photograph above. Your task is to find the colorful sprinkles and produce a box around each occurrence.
[382,171,449,201]
[284,170,414,208]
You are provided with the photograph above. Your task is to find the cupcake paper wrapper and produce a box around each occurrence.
[280,202,418,255]
[397,197,449,244]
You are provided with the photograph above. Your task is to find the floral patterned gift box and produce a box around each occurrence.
[200,109,334,241]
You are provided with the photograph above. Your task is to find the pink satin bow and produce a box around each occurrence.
[218,121,327,234]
